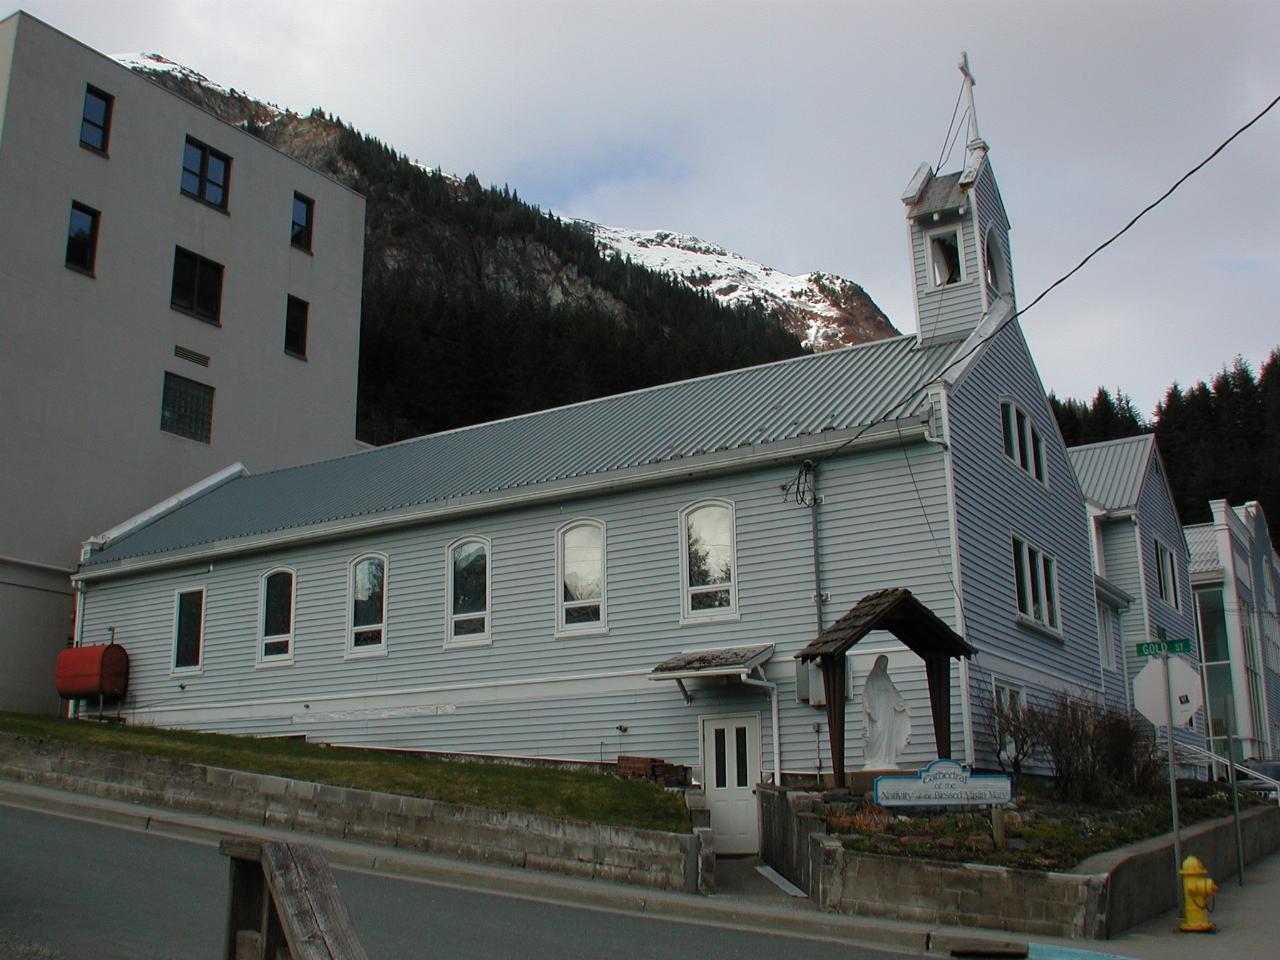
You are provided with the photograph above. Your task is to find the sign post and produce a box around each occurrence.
[1133,641,1203,908]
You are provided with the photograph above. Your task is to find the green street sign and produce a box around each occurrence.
[1135,638,1193,658]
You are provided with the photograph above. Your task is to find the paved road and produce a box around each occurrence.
[0,803,906,960]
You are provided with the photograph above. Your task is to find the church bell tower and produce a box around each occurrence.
[901,54,1015,347]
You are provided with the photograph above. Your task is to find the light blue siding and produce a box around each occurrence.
[945,318,1099,769]
[79,436,957,776]
[911,214,983,345]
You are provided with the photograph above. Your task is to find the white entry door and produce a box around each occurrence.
[701,714,761,855]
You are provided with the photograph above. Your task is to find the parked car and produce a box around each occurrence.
[1237,760,1280,800]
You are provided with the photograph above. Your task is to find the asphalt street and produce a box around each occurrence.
[0,803,907,960]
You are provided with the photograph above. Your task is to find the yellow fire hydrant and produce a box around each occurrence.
[1178,855,1217,933]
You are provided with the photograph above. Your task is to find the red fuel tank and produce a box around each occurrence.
[55,644,129,699]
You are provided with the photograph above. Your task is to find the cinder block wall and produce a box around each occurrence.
[0,733,709,893]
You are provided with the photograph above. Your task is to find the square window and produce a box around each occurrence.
[161,371,214,443]
[180,136,231,210]
[927,228,963,287]
[285,296,309,358]
[291,193,314,251]
[65,202,100,273]
[171,247,224,324]
[80,85,113,153]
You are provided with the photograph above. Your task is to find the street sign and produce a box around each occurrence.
[1135,638,1193,658]
[1134,655,1203,727]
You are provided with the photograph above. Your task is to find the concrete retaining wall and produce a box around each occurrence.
[0,733,710,893]
[810,803,1280,939]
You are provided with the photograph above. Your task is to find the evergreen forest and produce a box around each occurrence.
[1049,349,1280,544]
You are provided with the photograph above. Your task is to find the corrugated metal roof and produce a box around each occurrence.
[1185,524,1221,575]
[1066,435,1154,511]
[908,172,967,219]
[85,335,958,567]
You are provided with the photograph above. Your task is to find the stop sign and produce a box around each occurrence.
[1133,656,1203,727]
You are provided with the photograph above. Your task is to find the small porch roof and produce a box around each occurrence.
[649,643,774,682]
[795,587,974,663]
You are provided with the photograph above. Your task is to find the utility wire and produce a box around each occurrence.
[935,79,966,171]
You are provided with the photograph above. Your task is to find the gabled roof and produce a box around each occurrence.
[1185,523,1221,575]
[1066,434,1155,512]
[795,588,974,662]
[82,335,960,570]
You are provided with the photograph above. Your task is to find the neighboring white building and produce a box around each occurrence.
[0,12,366,712]
[1187,500,1280,763]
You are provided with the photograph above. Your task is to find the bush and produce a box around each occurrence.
[1027,695,1163,803]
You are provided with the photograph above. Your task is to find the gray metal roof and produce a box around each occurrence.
[907,172,967,219]
[1185,524,1221,575]
[1067,435,1154,511]
[85,335,958,567]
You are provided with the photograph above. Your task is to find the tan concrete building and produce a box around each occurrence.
[0,12,366,712]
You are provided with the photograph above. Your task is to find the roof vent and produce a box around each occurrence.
[174,345,210,367]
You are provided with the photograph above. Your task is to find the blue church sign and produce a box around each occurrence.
[873,759,1012,807]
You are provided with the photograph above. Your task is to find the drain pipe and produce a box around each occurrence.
[807,460,825,636]
[742,666,781,785]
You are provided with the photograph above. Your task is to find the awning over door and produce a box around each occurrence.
[650,643,774,703]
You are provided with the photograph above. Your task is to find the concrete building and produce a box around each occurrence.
[0,12,366,712]
[1186,500,1280,763]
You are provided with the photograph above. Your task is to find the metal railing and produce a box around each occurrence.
[1177,741,1280,805]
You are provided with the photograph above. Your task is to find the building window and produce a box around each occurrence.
[557,520,605,634]
[170,247,224,324]
[926,226,963,287]
[291,193,314,251]
[1097,602,1116,671]
[1013,535,1059,632]
[80,85,113,153]
[993,679,1025,759]
[259,569,295,663]
[65,202,100,274]
[348,554,386,654]
[173,588,205,672]
[161,372,214,443]
[447,537,490,644]
[1155,539,1180,610]
[180,136,231,210]
[681,500,737,619]
[1000,401,1046,485]
[285,296,308,359]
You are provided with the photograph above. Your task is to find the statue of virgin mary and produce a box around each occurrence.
[862,654,910,769]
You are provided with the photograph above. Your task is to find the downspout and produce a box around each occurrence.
[808,460,824,636]
[926,387,974,765]
[69,580,85,720]
[742,667,781,785]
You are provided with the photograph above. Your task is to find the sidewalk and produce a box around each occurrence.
[1,777,1273,959]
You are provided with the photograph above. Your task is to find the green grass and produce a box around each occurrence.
[0,712,690,833]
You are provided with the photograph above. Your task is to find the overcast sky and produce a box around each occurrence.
[14,0,1279,415]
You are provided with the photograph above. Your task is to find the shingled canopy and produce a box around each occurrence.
[796,588,975,787]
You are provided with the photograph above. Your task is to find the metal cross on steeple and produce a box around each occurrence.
[958,51,988,185]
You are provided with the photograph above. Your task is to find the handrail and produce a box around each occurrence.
[221,838,368,960]
[1177,742,1280,805]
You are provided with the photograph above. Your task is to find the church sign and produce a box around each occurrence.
[873,759,1012,807]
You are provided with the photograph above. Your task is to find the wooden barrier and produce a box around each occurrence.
[220,838,367,960]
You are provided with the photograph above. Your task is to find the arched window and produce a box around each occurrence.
[447,537,490,645]
[348,554,387,654]
[680,500,737,620]
[557,520,605,634]
[259,567,295,663]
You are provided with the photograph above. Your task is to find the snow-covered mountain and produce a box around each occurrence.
[115,52,896,353]
[588,225,896,350]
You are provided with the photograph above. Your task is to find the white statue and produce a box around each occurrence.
[862,654,910,769]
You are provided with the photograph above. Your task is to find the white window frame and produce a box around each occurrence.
[1154,537,1181,610]
[446,536,492,648]
[346,552,388,659]
[555,519,607,636]
[999,399,1047,487]
[1012,534,1061,636]
[679,498,739,624]
[257,567,296,666]
[993,678,1025,758]
[924,224,966,289]
[1097,601,1117,671]
[171,586,206,675]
